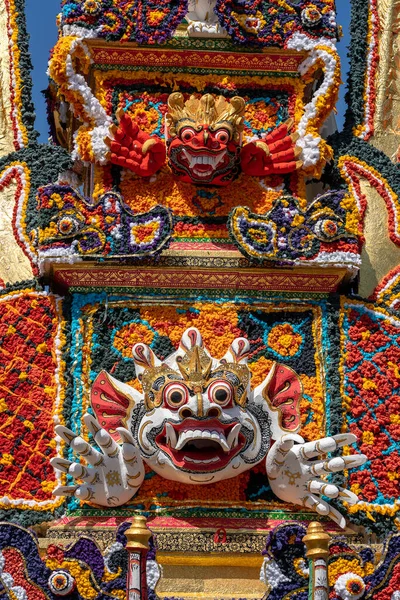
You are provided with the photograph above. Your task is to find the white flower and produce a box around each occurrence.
[10,586,28,600]
[147,560,162,590]
[48,570,75,596]
[260,558,290,588]
[334,572,366,600]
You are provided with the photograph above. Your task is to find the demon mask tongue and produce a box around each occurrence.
[166,93,245,186]
[131,327,271,484]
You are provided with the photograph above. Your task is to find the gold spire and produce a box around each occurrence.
[177,346,212,383]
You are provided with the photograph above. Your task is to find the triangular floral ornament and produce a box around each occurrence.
[229,191,358,263]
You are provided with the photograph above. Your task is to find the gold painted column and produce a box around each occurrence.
[125,515,152,600]
[303,522,331,600]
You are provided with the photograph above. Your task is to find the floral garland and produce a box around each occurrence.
[0,521,129,599]
[260,522,308,599]
[260,523,400,600]
[264,524,400,599]
[286,34,340,177]
[48,36,112,164]
[351,0,379,140]
[0,521,166,600]
[59,0,339,47]
[0,284,67,514]
[3,0,37,149]
[135,0,188,45]
[342,0,377,137]
[339,298,400,535]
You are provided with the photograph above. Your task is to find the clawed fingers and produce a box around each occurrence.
[308,453,367,477]
[307,480,359,505]
[53,485,79,498]
[280,433,305,450]
[142,138,157,155]
[50,457,72,473]
[300,433,357,460]
[116,426,136,446]
[75,485,95,503]
[55,425,105,467]
[51,456,100,485]
[267,434,304,480]
[117,427,142,489]
[84,414,120,458]
[303,494,346,529]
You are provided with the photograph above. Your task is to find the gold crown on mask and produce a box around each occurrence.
[141,345,251,411]
[166,92,246,141]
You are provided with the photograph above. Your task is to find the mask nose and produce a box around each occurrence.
[178,403,221,420]
[179,406,195,419]
[207,406,221,418]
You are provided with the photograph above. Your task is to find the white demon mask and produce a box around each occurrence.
[90,327,302,485]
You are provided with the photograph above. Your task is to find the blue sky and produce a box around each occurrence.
[25,0,351,142]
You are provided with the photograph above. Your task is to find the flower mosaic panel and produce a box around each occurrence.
[0,521,132,599]
[67,294,334,514]
[59,0,338,47]
[340,299,400,531]
[0,287,66,512]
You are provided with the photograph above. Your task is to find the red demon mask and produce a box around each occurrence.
[166,93,245,186]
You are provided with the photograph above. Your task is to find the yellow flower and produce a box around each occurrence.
[268,323,303,357]
[113,322,155,358]
[0,453,14,466]
[291,214,305,226]
[41,480,56,493]
[351,483,361,496]
[328,558,364,587]
[362,378,376,390]
[83,0,101,14]
[362,431,374,444]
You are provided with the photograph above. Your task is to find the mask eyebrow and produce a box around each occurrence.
[152,376,166,391]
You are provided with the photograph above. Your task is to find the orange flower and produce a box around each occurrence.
[268,323,303,357]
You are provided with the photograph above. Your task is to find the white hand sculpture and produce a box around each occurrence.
[186,0,227,37]
[266,433,367,529]
[51,413,145,507]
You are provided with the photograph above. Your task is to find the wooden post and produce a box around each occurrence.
[125,515,152,600]
[302,522,331,600]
